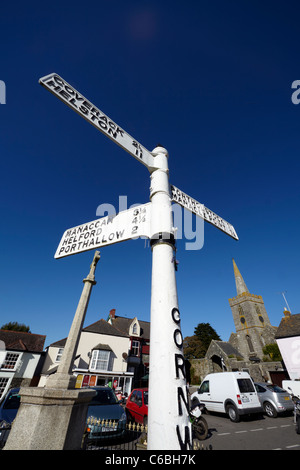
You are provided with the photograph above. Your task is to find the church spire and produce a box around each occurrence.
[232,259,249,295]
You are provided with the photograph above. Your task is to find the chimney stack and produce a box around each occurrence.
[109,309,116,319]
[283,307,291,319]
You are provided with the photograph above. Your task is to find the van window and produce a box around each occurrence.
[199,381,209,393]
[237,378,255,393]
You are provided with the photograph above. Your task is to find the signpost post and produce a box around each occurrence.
[39,73,238,450]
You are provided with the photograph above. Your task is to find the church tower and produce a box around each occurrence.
[228,259,277,360]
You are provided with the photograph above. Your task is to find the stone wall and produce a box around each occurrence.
[190,357,283,385]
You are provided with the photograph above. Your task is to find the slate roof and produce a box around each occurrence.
[83,319,129,337]
[49,319,128,347]
[111,316,150,339]
[0,329,46,352]
[275,313,300,339]
[212,340,244,358]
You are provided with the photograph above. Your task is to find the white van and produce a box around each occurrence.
[190,371,262,422]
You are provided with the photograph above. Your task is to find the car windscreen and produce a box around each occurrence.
[89,389,119,406]
[144,391,148,405]
[3,392,21,410]
[237,378,255,393]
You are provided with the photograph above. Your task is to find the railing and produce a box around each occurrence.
[1,418,212,451]
[83,418,147,450]
[83,418,212,451]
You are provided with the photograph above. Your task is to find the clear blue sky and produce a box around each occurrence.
[1,1,300,348]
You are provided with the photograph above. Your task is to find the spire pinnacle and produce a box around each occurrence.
[232,259,249,295]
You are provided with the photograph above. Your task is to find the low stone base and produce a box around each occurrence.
[4,386,96,450]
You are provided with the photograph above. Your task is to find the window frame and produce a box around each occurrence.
[89,349,111,372]
[1,352,20,370]
[55,348,64,363]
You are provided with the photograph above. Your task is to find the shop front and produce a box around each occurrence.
[74,370,133,396]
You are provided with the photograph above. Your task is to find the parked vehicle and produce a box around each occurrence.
[254,382,294,418]
[287,387,300,434]
[190,371,262,422]
[0,387,20,424]
[189,402,208,440]
[125,388,148,425]
[0,387,20,449]
[85,386,127,440]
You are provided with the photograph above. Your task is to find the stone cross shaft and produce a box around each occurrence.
[46,251,101,389]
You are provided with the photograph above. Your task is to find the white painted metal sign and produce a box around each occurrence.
[39,73,155,170]
[171,185,238,241]
[55,203,151,259]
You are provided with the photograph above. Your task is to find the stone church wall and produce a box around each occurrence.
[190,357,283,385]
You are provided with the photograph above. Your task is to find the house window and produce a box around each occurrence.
[1,352,20,370]
[131,340,140,356]
[132,323,138,335]
[90,349,111,371]
[55,348,64,362]
[0,377,9,400]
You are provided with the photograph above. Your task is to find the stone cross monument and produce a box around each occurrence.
[4,252,100,450]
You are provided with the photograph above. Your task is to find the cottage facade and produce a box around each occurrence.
[39,309,150,395]
[0,329,46,400]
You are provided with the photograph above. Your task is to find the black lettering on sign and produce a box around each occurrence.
[59,89,71,100]
[176,425,191,451]
[54,75,64,86]
[79,105,89,115]
[171,304,192,448]
[177,386,189,416]
[174,353,186,379]
[171,308,181,324]
[173,329,183,349]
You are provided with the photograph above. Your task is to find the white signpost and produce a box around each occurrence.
[54,203,151,259]
[40,73,238,450]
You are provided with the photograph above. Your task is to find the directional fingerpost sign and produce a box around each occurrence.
[171,185,239,240]
[55,203,151,259]
[39,73,155,171]
[40,73,238,451]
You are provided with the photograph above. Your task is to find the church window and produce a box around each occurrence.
[246,335,255,353]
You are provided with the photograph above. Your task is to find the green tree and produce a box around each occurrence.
[194,322,221,352]
[1,322,31,333]
[263,343,282,362]
[183,335,206,359]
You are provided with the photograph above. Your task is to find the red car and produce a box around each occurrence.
[125,388,148,425]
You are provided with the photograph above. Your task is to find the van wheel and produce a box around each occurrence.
[263,402,277,418]
[226,404,240,422]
